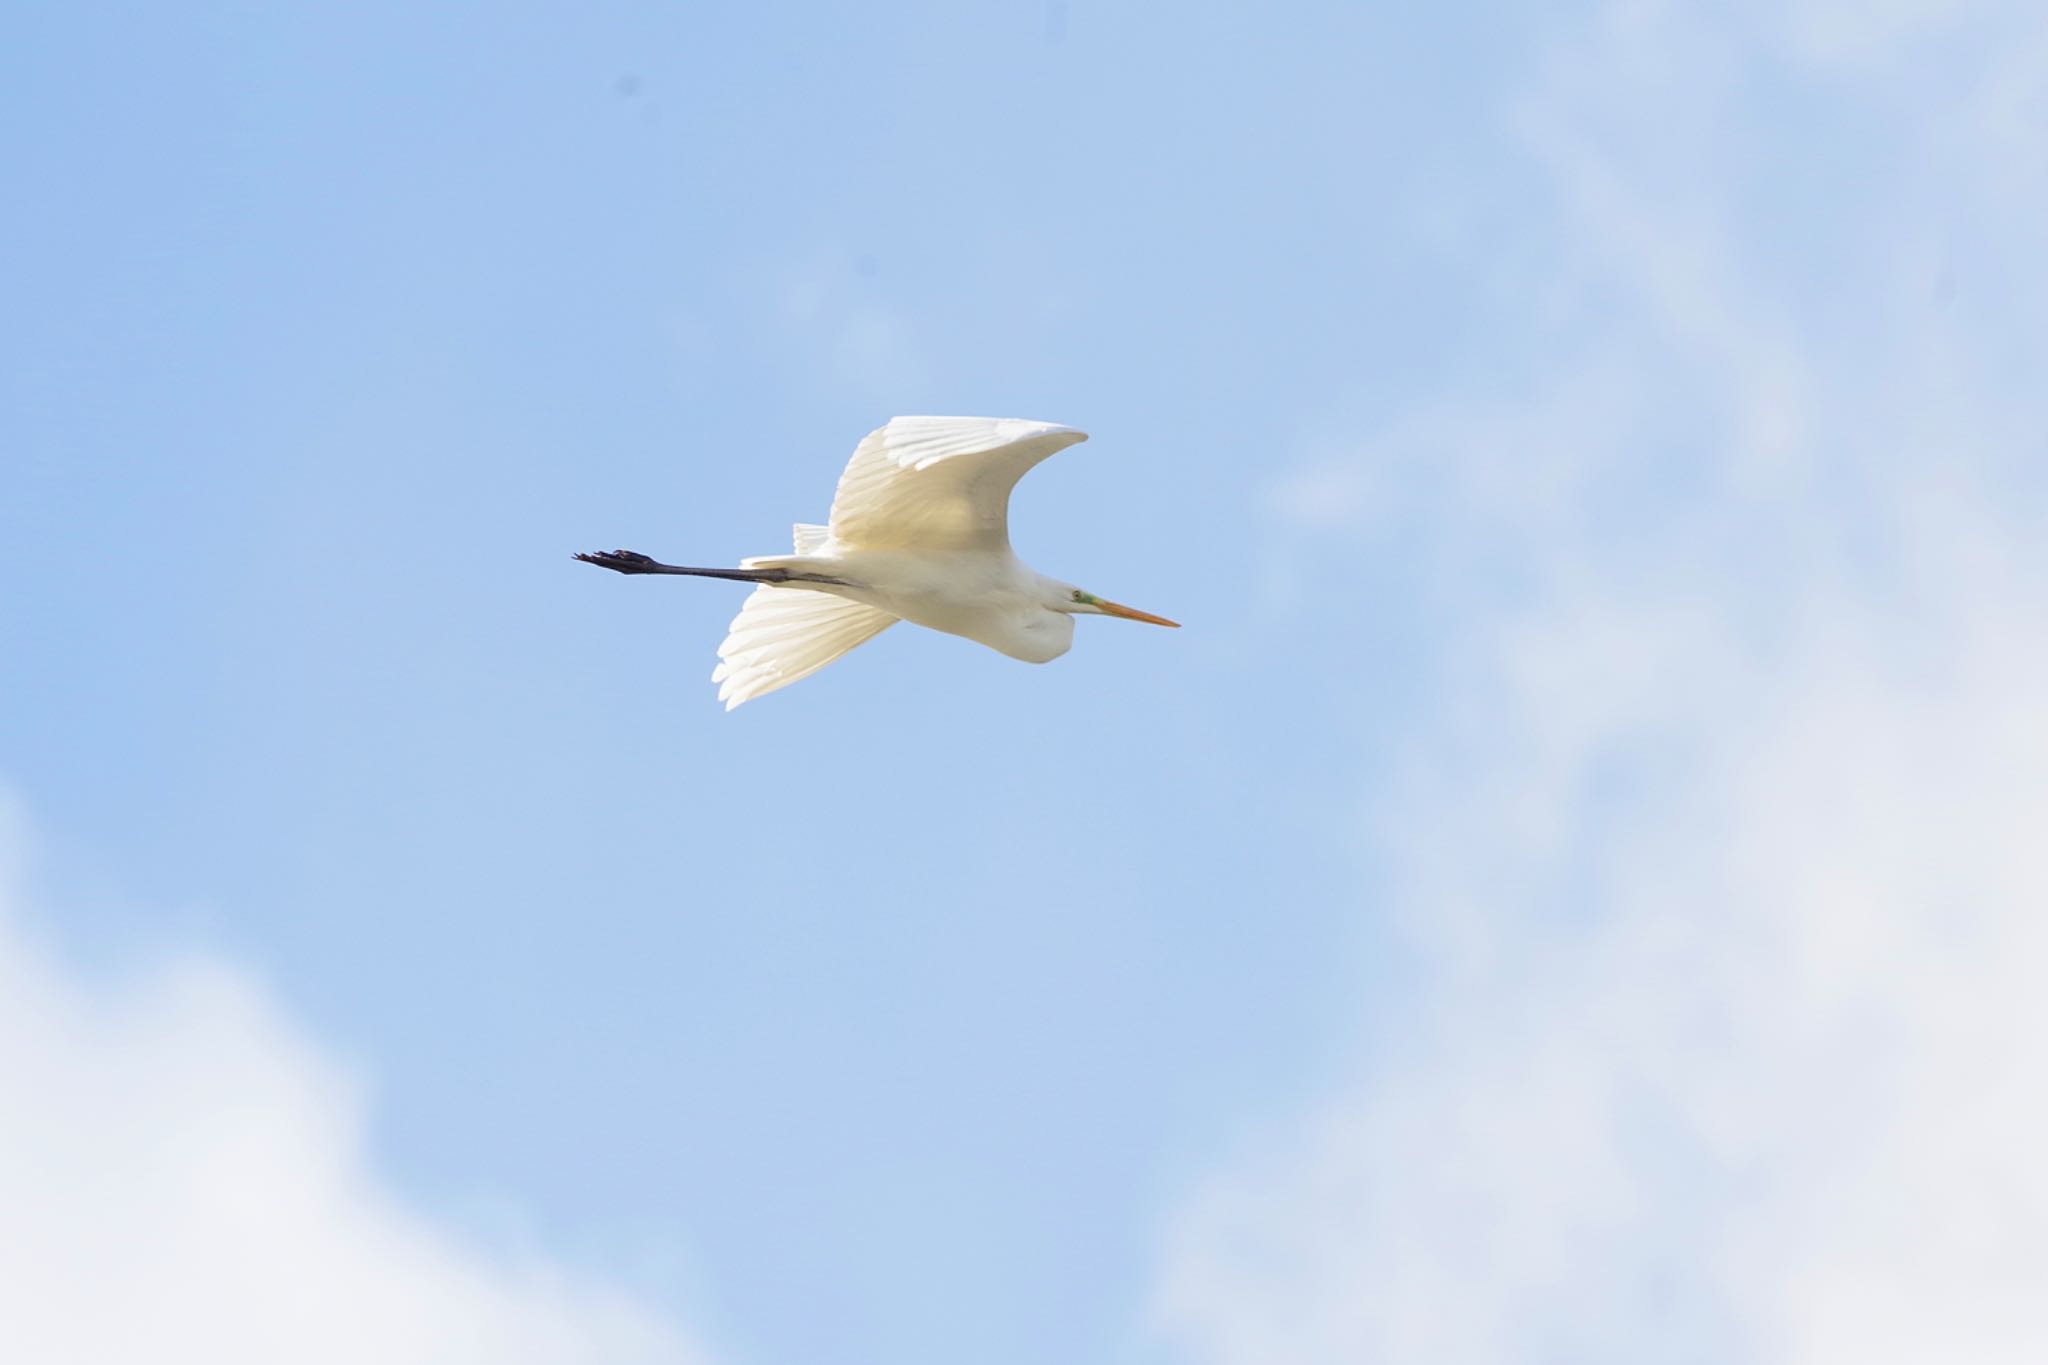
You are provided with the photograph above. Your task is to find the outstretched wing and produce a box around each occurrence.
[827,416,1088,552]
[711,587,897,710]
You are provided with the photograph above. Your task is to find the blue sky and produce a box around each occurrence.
[7,3,2048,1363]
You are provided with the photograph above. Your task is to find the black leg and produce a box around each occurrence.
[574,550,851,587]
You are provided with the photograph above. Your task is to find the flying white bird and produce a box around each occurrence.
[577,415,1179,709]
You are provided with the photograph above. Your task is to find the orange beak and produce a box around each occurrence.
[1095,597,1181,628]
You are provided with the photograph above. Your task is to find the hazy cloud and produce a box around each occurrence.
[1161,5,2048,1361]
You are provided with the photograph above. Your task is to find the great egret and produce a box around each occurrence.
[577,415,1179,709]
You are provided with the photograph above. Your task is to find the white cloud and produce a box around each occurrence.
[1160,5,2048,1363]
[0,794,709,1365]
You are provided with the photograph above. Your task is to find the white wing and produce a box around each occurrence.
[711,587,896,710]
[827,416,1088,552]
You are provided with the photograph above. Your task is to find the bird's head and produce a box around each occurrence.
[1053,582,1180,628]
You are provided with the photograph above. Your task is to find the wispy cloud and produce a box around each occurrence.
[1160,4,2048,1361]
[0,792,711,1365]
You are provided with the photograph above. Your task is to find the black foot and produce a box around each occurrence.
[575,549,660,574]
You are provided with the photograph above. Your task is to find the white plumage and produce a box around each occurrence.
[710,577,896,710]
[579,415,1178,709]
[822,416,1087,551]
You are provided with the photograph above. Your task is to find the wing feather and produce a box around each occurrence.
[827,416,1088,551]
[711,587,897,710]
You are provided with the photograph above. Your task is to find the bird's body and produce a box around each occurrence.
[578,416,1177,708]
[741,548,1078,663]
